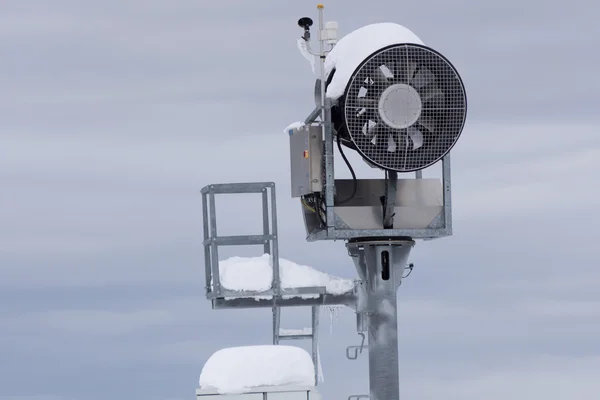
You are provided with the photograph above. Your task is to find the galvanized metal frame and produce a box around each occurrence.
[303,101,453,241]
[272,306,321,386]
[212,292,357,309]
[201,182,280,299]
[201,181,359,306]
[201,181,357,387]
[200,8,461,400]
[301,26,458,400]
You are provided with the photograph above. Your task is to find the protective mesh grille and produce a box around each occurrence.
[343,44,467,172]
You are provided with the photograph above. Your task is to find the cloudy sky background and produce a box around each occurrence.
[2,0,600,399]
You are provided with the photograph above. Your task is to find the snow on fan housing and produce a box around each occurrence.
[327,26,467,173]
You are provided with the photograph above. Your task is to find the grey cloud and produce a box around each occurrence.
[2,0,600,399]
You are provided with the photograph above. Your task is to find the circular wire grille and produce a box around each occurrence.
[343,43,467,172]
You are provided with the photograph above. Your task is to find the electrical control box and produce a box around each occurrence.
[289,125,323,198]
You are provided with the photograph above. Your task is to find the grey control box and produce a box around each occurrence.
[288,124,323,198]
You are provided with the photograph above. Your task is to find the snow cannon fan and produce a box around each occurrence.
[331,44,467,172]
[288,5,467,241]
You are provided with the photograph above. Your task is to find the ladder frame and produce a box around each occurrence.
[201,181,355,386]
[202,182,280,298]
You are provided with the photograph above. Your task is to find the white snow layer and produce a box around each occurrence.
[218,254,355,295]
[297,38,316,74]
[199,345,315,394]
[283,121,305,135]
[279,327,312,336]
[324,22,424,100]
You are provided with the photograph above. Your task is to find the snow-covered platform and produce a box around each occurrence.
[198,345,322,400]
[201,181,358,310]
[210,254,357,309]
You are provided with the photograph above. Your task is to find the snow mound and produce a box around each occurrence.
[325,22,424,100]
[199,345,315,394]
[218,254,355,295]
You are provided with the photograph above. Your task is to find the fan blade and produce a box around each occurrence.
[391,59,410,84]
[371,64,390,85]
[379,63,395,79]
[417,115,436,132]
[370,133,379,145]
[406,61,418,82]
[355,107,378,122]
[356,98,377,107]
[355,82,381,100]
[362,120,377,135]
[407,127,424,150]
[387,132,397,152]
[412,68,436,89]
[419,84,444,103]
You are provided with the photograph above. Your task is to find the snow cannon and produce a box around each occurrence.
[199,6,470,400]
[326,23,468,173]
[289,9,467,241]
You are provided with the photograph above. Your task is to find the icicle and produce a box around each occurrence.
[324,305,343,336]
[329,306,334,335]
[317,345,324,383]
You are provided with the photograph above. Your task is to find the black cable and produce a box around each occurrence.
[335,134,358,205]
[382,170,388,221]
[315,194,327,227]
[402,263,414,279]
[304,193,326,228]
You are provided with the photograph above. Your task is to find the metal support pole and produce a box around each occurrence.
[347,239,414,400]
[311,305,320,385]
[270,184,281,295]
[202,192,212,296]
[323,98,335,232]
[442,154,452,234]
[208,188,221,294]
[262,188,270,255]
[316,5,336,233]
[272,306,281,345]
[383,172,398,229]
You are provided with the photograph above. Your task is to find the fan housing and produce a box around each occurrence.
[330,43,467,173]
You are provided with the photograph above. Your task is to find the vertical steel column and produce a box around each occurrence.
[269,183,280,295]
[348,240,414,400]
[272,306,281,345]
[323,97,335,233]
[311,305,320,385]
[261,187,270,255]
[442,154,452,234]
[208,188,221,294]
[202,192,212,296]
[383,172,398,229]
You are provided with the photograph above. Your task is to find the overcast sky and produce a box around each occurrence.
[1,0,600,399]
